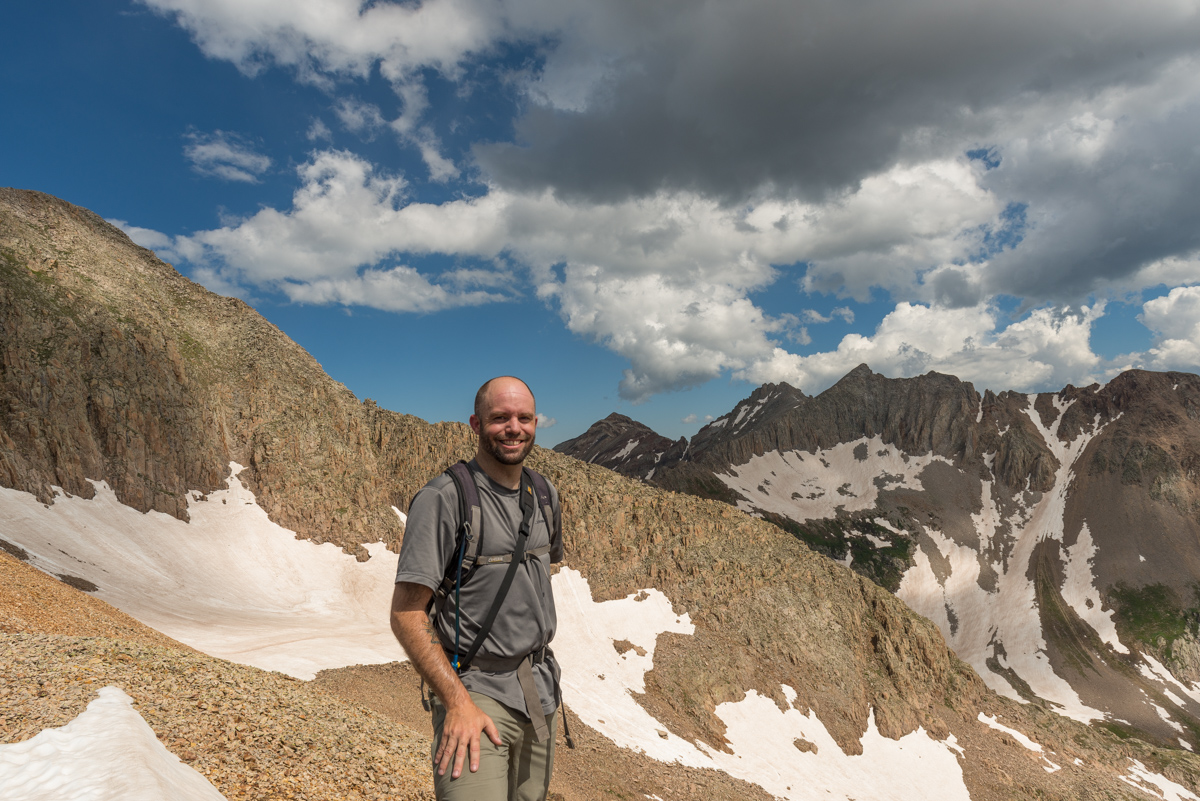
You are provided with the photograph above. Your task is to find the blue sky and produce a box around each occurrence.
[5,0,1200,446]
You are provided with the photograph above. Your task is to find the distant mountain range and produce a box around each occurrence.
[557,365,1200,744]
[3,187,1197,799]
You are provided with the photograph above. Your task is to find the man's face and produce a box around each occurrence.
[471,380,537,466]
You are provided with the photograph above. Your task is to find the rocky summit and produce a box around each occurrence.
[559,362,1200,751]
[3,188,1199,800]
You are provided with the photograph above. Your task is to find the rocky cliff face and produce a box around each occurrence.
[4,188,1198,799]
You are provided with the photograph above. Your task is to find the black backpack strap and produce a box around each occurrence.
[433,461,483,606]
[526,468,561,561]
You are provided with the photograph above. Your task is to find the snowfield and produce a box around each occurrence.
[0,687,226,801]
[0,464,402,680]
[715,436,949,521]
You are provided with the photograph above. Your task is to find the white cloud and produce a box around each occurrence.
[1139,287,1200,370]
[157,148,1149,399]
[280,266,500,313]
[387,81,458,180]
[333,90,458,180]
[739,302,1110,395]
[183,130,271,183]
[552,267,786,402]
[166,150,507,311]
[138,0,525,82]
[306,118,332,142]
[681,413,698,424]
[108,219,177,255]
[333,98,387,137]
[536,413,557,429]
[801,307,855,324]
[139,0,1200,401]
[146,0,1200,298]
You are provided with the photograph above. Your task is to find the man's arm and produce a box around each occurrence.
[389,582,502,778]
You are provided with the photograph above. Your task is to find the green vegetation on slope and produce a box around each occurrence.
[1109,582,1200,659]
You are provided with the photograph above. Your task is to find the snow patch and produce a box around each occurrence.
[1121,759,1200,800]
[1153,703,1185,734]
[732,404,751,428]
[977,713,1044,753]
[978,713,1064,773]
[1061,523,1128,653]
[701,694,971,801]
[716,436,948,521]
[1141,655,1200,708]
[552,567,698,763]
[615,438,641,461]
[0,463,402,679]
[863,531,890,549]
[0,686,226,801]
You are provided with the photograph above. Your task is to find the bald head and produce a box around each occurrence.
[474,376,535,421]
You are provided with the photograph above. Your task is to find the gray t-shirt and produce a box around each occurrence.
[395,460,561,716]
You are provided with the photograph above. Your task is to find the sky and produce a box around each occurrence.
[4,0,1200,446]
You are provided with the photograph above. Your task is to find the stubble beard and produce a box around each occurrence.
[483,431,535,465]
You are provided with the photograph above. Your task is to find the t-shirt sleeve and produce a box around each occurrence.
[548,482,564,563]
[395,481,459,591]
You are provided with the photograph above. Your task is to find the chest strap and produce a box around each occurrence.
[473,543,552,566]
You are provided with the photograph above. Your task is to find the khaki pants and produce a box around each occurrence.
[430,691,557,801]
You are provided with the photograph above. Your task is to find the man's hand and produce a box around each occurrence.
[435,695,502,777]
[390,582,503,776]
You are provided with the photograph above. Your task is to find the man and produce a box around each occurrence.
[391,376,563,801]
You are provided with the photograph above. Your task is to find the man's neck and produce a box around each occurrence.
[474,449,523,490]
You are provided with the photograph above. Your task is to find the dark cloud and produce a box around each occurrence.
[982,95,1200,301]
[930,269,983,309]
[477,0,1199,203]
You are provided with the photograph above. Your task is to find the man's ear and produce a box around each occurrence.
[469,414,481,435]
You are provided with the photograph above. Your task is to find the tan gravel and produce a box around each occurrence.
[0,551,434,800]
[0,634,434,801]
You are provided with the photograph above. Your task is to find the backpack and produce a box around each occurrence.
[418,460,573,746]
[430,461,560,636]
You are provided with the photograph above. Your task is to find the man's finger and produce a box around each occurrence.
[484,718,502,747]
[469,730,483,773]
[434,733,447,768]
[436,733,457,776]
[452,737,469,779]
